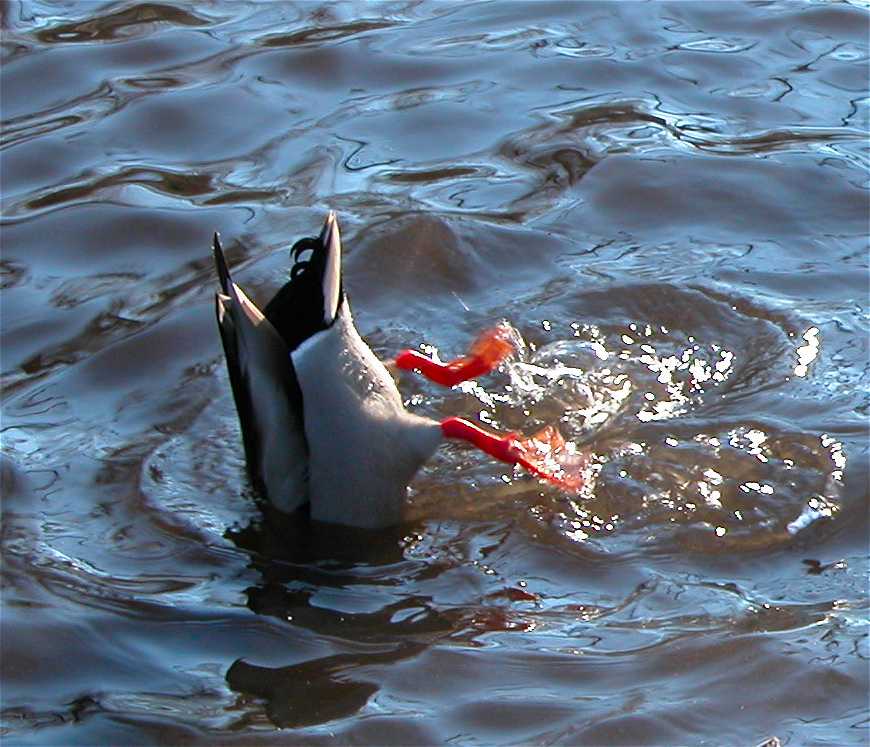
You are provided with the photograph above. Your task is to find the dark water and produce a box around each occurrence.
[2,1,868,744]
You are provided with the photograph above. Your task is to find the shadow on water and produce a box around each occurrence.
[223,509,463,728]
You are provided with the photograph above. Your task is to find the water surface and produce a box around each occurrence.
[2,1,868,745]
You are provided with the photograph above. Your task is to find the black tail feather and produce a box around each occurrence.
[264,216,344,352]
[214,232,232,295]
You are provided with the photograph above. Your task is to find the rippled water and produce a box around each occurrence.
[2,1,868,744]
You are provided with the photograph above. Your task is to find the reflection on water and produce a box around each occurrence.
[1,1,868,745]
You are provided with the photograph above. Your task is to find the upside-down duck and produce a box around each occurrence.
[214,212,580,528]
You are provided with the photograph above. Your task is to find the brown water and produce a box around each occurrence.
[2,1,868,745]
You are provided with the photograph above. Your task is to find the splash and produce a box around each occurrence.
[511,424,588,492]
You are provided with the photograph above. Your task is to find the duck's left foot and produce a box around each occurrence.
[396,324,515,387]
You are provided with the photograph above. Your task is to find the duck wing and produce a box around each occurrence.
[214,234,309,513]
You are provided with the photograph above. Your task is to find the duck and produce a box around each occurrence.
[214,212,581,528]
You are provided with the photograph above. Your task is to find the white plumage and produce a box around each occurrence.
[292,301,442,527]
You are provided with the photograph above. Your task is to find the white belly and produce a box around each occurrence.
[292,304,440,528]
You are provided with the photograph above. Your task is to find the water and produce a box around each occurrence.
[2,1,868,744]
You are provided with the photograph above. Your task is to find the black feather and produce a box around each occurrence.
[214,236,262,478]
[214,292,260,479]
[264,233,343,352]
[213,232,231,295]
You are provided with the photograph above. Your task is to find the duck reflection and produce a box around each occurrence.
[223,504,461,729]
[227,650,414,729]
